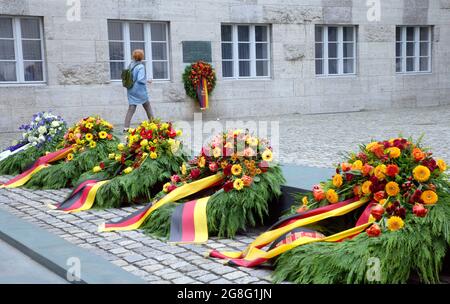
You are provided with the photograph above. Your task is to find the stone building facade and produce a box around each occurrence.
[0,0,449,132]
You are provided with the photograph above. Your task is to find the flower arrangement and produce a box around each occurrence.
[272,137,450,284]
[71,119,188,209]
[182,60,216,104]
[23,115,118,189]
[0,112,67,175]
[143,129,285,239]
[300,137,447,235]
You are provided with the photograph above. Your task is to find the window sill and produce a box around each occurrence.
[0,82,47,87]
[315,74,357,79]
[395,72,432,76]
[222,77,272,81]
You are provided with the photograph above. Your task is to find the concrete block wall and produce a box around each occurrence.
[0,0,449,132]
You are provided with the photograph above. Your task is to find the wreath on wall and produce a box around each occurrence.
[182,60,216,109]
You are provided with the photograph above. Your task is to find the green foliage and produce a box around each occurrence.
[272,183,450,284]
[0,136,64,175]
[143,165,285,239]
[24,140,117,189]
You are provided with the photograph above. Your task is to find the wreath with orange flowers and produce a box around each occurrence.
[182,60,216,101]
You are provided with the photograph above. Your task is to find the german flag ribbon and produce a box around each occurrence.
[99,174,223,232]
[50,179,109,213]
[209,197,374,267]
[168,197,210,244]
[197,77,209,110]
[0,147,73,189]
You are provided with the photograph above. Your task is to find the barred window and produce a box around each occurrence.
[221,24,271,78]
[108,20,170,80]
[0,16,45,83]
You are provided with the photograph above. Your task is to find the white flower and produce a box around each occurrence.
[38,126,47,134]
[51,121,60,127]
[38,135,45,143]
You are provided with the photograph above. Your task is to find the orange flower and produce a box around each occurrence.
[351,160,363,171]
[332,174,343,188]
[374,191,386,202]
[341,162,352,172]
[362,164,374,176]
[412,148,425,162]
[413,165,431,182]
[386,147,401,159]
[420,190,438,204]
[353,185,362,197]
[326,189,339,204]
[385,181,400,196]
[362,181,372,194]
[386,164,399,177]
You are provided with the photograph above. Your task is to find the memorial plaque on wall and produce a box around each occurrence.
[182,41,212,63]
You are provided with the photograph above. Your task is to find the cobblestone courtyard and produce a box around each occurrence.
[1,106,450,284]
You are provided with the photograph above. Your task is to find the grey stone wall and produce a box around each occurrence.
[0,0,449,132]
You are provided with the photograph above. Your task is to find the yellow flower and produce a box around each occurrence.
[233,129,242,136]
[326,189,339,204]
[233,178,244,190]
[181,163,187,175]
[98,131,108,139]
[351,160,363,171]
[387,216,404,231]
[176,130,183,137]
[386,147,401,159]
[89,141,97,148]
[385,181,400,196]
[374,164,387,180]
[365,142,378,151]
[140,139,149,147]
[421,190,438,204]
[85,133,93,141]
[231,164,242,176]
[413,165,431,182]
[163,182,171,193]
[161,123,169,130]
[150,152,158,159]
[115,155,122,162]
[123,167,133,174]
[85,122,94,129]
[262,149,273,162]
[92,166,102,173]
[220,160,228,169]
[117,143,125,151]
[213,147,221,158]
[332,174,343,188]
[302,196,308,206]
[247,137,259,146]
[66,153,74,161]
[198,156,206,168]
[437,159,447,172]
[362,181,372,194]
[108,153,115,160]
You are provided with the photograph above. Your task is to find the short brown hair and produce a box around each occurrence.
[132,49,144,61]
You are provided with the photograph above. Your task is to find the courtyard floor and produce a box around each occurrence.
[1,105,449,284]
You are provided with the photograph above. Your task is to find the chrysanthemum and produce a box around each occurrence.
[374,164,387,180]
[326,189,339,204]
[386,147,401,159]
[332,174,343,188]
[420,190,438,204]
[387,216,404,231]
[362,181,372,194]
[413,165,431,182]
[385,181,400,196]
[437,159,447,172]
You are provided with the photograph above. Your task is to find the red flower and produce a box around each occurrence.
[370,204,385,221]
[223,181,234,192]
[366,224,381,237]
[107,134,113,140]
[171,175,181,183]
[208,162,218,172]
[168,129,177,138]
[258,161,269,173]
[223,164,232,176]
[190,168,201,179]
[386,164,399,177]
[413,203,428,217]
[312,185,325,202]
[167,184,177,192]
[422,158,437,172]
[374,191,385,202]
[99,162,105,169]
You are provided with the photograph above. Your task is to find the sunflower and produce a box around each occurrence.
[413,165,431,182]
[85,133,93,141]
[362,181,372,194]
[326,189,339,204]
[437,159,447,172]
[386,147,401,159]
[66,153,74,161]
[387,216,404,231]
[89,141,97,148]
[233,178,244,190]
[150,152,158,159]
[262,149,273,162]
[385,181,400,196]
[98,131,108,139]
[421,190,438,204]
[231,164,242,176]
[332,174,343,188]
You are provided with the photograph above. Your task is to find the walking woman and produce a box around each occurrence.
[124,49,153,133]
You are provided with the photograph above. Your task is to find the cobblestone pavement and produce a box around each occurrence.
[1,106,449,283]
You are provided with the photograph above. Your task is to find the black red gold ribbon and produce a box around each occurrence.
[0,147,73,188]
[197,77,209,110]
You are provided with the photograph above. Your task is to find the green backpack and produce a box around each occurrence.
[121,63,142,89]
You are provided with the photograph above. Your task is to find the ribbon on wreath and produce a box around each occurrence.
[0,143,31,162]
[0,146,73,188]
[49,179,109,213]
[196,77,209,110]
[208,197,377,267]
[99,174,223,232]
